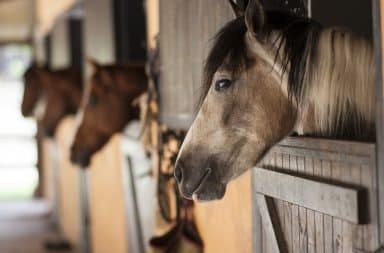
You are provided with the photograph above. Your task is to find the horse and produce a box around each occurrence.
[70,60,148,167]
[21,64,46,117]
[174,0,375,201]
[35,67,83,137]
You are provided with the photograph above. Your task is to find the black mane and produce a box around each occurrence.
[201,11,322,107]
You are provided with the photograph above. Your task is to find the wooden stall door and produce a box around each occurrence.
[252,138,379,253]
[56,117,81,247]
[40,138,58,206]
[83,0,148,252]
[88,135,129,253]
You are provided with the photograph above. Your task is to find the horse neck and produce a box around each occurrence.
[116,67,148,97]
[55,73,83,112]
[294,28,375,139]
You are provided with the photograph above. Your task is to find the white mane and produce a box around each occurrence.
[298,28,375,138]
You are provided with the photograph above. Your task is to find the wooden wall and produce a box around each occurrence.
[159,0,233,129]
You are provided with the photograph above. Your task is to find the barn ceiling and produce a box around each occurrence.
[0,0,78,43]
[0,0,34,43]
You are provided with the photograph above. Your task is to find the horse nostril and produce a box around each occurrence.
[174,166,183,183]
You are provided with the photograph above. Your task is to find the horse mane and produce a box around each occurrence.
[202,11,375,140]
[52,67,83,89]
[92,63,147,93]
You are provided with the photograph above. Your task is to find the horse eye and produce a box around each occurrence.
[88,95,98,107]
[215,79,233,92]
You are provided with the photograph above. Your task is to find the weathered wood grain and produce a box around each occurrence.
[291,156,300,253]
[282,154,293,252]
[305,157,316,253]
[279,137,374,156]
[332,161,343,253]
[256,194,287,253]
[375,0,384,245]
[297,156,308,253]
[322,160,334,253]
[253,167,363,224]
[313,158,324,253]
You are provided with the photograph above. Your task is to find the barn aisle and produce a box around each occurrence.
[0,200,74,253]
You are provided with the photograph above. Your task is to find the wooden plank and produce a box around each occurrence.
[56,118,82,247]
[350,164,363,250]
[272,146,371,165]
[275,153,286,252]
[253,167,363,224]
[282,154,293,252]
[313,159,324,253]
[256,194,287,253]
[279,137,374,156]
[361,162,380,251]
[88,136,129,253]
[305,157,316,253]
[341,162,353,253]
[375,0,384,245]
[297,156,308,253]
[322,160,333,253]
[291,156,300,253]
[332,161,343,253]
[266,151,278,253]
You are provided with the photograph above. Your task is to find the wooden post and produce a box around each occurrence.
[50,17,70,69]
[374,0,384,247]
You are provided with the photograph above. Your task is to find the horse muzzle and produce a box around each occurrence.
[174,159,227,201]
[70,148,91,168]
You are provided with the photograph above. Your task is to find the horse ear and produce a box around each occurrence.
[87,58,100,71]
[228,0,248,17]
[245,0,265,38]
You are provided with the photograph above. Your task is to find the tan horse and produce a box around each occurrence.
[70,61,148,167]
[175,0,375,201]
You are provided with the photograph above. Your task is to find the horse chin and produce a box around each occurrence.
[179,180,227,202]
[70,149,91,168]
[193,185,227,202]
[43,127,55,138]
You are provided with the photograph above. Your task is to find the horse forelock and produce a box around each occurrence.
[200,17,250,111]
[201,12,321,108]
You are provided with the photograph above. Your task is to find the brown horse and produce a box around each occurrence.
[21,64,46,117]
[175,0,375,201]
[70,61,148,167]
[37,68,83,137]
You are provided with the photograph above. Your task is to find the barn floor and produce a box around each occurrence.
[0,200,75,253]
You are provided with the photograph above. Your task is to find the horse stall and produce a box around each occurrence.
[81,1,150,253]
[157,1,384,253]
[46,6,86,250]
